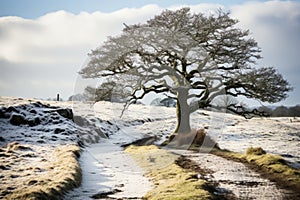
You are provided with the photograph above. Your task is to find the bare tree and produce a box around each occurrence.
[80,8,292,134]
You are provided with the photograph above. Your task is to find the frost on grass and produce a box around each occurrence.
[0,98,83,199]
[0,143,81,200]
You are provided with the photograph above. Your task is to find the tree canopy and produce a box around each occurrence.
[80,8,292,133]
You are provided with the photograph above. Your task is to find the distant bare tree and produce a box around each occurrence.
[80,8,292,134]
[83,80,131,102]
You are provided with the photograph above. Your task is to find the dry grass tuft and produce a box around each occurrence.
[246,147,266,155]
[1,144,81,200]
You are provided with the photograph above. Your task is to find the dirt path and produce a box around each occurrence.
[169,149,294,200]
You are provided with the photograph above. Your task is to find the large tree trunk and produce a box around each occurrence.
[174,88,191,134]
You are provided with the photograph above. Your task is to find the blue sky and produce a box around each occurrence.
[0,0,299,106]
[0,0,267,18]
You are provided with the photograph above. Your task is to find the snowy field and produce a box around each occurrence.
[0,96,299,199]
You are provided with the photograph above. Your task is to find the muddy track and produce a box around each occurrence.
[170,149,295,200]
[212,150,300,199]
[175,156,238,200]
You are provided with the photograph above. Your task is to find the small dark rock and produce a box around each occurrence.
[28,180,38,185]
[0,165,10,170]
[53,121,59,124]
[1,190,12,196]
[19,105,27,110]
[281,154,295,158]
[9,114,27,126]
[29,109,37,114]
[0,136,5,142]
[0,108,6,118]
[34,116,41,124]
[6,106,18,113]
[55,108,74,120]
[14,145,33,151]
[6,186,16,191]
[21,153,36,158]
[10,174,19,178]
[32,102,43,108]
[28,117,41,126]
[54,128,65,134]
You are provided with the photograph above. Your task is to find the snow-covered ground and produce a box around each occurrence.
[64,141,152,199]
[0,97,83,199]
[0,96,299,199]
[219,116,300,168]
[73,99,300,169]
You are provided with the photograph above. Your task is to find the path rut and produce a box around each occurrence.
[171,149,294,200]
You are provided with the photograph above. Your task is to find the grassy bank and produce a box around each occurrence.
[1,144,81,200]
[212,147,300,195]
[125,145,217,200]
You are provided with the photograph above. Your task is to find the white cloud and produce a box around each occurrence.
[0,1,299,104]
[230,0,300,105]
[231,0,300,66]
[0,4,162,64]
[169,3,225,13]
[0,4,163,99]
